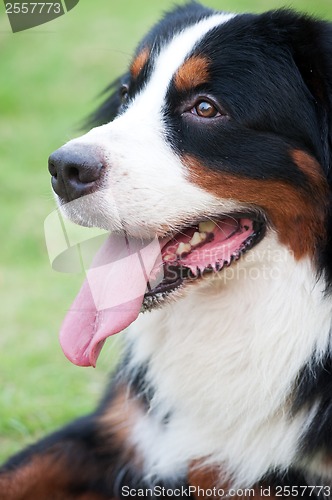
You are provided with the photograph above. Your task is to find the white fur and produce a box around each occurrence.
[57,12,238,238]
[126,233,332,486]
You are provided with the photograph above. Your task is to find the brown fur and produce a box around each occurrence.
[130,48,150,79]
[188,464,279,500]
[185,151,328,259]
[174,55,210,92]
[0,454,73,500]
[98,385,144,466]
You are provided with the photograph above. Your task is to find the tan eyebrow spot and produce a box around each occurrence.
[174,55,210,92]
[130,47,150,79]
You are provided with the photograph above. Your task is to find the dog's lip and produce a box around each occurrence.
[143,214,265,302]
[158,212,263,237]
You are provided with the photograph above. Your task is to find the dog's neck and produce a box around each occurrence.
[125,233,332,486]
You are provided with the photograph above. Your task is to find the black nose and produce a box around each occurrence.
[48,144,104,202]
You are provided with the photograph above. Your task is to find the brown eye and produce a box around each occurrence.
[193,100,220,118]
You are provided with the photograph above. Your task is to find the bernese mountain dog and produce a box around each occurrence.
[1,2,332,498]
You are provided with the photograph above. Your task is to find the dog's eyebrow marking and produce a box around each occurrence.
[185,153,328,260]
[130,47,150,79]
[126,13,235,116]
[174,55,210,92]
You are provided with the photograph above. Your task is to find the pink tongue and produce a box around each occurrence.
[59,233,163,367]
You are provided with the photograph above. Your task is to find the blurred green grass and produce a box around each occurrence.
[1,0,332,462]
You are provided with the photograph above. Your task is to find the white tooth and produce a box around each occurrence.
[164,254,175,262]
[176,242,192,256]
[189,266,198,276]
[189,231,207,246]
[199,221,216,233]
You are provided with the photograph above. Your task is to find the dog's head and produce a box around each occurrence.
[48,3,332,366]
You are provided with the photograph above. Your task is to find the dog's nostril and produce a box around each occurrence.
[67,166,80,181]
[74,162,104,184]
[48,159,58,178]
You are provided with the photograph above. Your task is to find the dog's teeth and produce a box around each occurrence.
[198,221,216,233]
[176,242,191,256]
[189,231,207,246]
[164,253,175,262]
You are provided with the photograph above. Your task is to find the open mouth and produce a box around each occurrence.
[143,214,265,308]
[58,212,265,367]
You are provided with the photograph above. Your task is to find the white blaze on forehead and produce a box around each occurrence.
[129,13,235,115]
[58,11,242,237]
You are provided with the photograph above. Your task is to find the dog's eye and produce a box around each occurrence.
[192,100,220,118]
[120,85,129,104]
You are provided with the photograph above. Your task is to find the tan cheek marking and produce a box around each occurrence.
[130,47,150,79]
[98,385,144,466]
[185,153,328,260]
[174,55,210,92]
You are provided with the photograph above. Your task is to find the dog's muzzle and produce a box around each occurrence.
[48,144,105,202]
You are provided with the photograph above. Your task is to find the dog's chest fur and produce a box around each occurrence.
[123,234,332,486]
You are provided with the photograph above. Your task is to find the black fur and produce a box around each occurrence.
[86,76,128,128]
[166,11,332,186]
[1,382,190,498]
[294,354,332,456]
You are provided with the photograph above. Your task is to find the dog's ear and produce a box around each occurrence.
[291,16,332,180]
[273,12,332,282]
[84,74,129,129]
[269,11,332,178]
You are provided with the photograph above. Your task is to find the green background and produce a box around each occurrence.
[0,0,331,462]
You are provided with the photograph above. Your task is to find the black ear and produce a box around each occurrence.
[269,11,332,178]
[274,11,332,284]
[84,74,128,129]
[292,17,332,181]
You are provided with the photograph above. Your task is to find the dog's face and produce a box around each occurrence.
[48,3,332,365]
